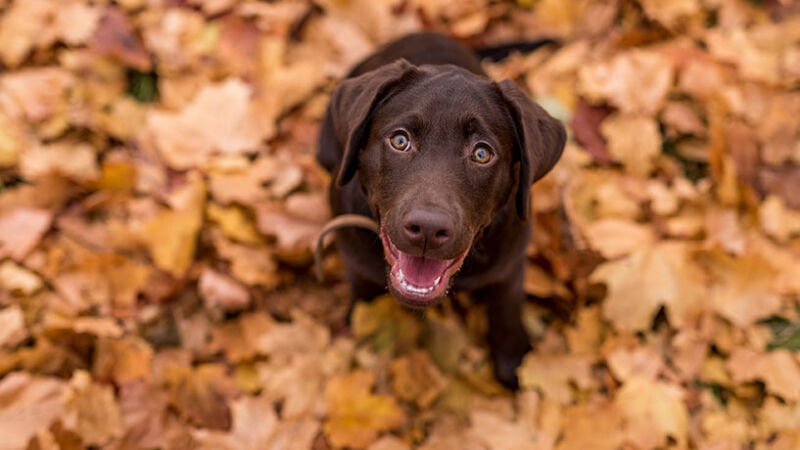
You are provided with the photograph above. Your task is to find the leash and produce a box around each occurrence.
[314,214,380,282]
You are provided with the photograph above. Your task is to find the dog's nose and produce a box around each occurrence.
[402,207,454,251]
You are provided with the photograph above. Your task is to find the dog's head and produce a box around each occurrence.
[329,59,566,307]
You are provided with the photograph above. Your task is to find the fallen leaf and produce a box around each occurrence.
[727,347,800,402]
[92,336,154,383]
[0,260,42,295]
[166,363,239,429]
[638,0,700,28]
[20,142,100,183]
[600,114,662,177]
[61,371,123,447]
[116,382,169,450]
[199,268,251,311]
[324,370,407,449]
[0,305,27,349]
[0,207,52,261]
[147,79,270,170]
[517,353,594,404]
[591,242,707,331]
[192,395,279,450]
[390,350,447,408]
[0,372,66,450]
[579,49,674,115]
[615,376,688,449]
[89,7,151,70]
[583,218,656,258]
[0,0,59,67]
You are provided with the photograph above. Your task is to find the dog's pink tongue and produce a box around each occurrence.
[397,251,449,286]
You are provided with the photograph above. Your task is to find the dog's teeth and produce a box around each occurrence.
[434,276,441,285]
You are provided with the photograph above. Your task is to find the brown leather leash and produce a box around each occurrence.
[314,214,379,282]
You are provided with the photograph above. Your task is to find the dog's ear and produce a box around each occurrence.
[496,79,566,220]
[330,59,418,186]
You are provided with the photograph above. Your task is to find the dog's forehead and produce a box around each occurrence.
[377,66,509,128]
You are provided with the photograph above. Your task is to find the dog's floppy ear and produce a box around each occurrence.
[496,79,566,220]
[330,59,418,186]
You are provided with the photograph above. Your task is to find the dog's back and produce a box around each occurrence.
[347,32,485,78]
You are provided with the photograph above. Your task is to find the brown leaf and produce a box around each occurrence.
[92,336,154,384]
[0,372,66,450]
[147,80,271,170]
[579,49,674,115]
[191,395,279,450]
[61,371,123,446]
[0,207,52,261]
[0,305,27,349]
[117,382,169,450]
[0,0,59,67]
[570,99,613,163]
[166,364,239,429]
[89,7,151,71]
[198,268,251,311]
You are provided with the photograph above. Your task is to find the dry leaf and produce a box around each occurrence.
[517,354,594,404]
[727,348,800,402]
[192,395,279,450]
[199,268,251,311]
[0,372,66,450]
[0,207,52,261]
[147,79,271,170]
[615,376,688,449]
[62,371,123,446]
[390,350,447,408]
[583,218,656,258]
[600,114,662,177]
[0,305,27,348]
[591,242,707,331]
[579,49,673,115]
[324,370,407,449]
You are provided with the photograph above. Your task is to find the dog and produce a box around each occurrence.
[317,32,566,388]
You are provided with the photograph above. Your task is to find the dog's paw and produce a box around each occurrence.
[492,345,530,390]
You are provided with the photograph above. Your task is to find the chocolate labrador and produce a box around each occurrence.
[317,32,566,388]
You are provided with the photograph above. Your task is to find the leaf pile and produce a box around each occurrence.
[0,0,799,449]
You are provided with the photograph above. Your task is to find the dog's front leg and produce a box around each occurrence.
[475,265,531,389]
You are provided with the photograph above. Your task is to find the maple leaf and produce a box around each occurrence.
[324,370,407,449]
[590,242,707,332]
[518,353,594,404]
[615,376,688,449]
[579,49,674,115]
[147,79,271,170]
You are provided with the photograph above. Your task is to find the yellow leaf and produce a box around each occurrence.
[615,376,688,449]
[206,202,262,245]
[591,242,707,332]
[324,370,406,449]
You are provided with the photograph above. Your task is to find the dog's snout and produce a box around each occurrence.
[402,207,454,251]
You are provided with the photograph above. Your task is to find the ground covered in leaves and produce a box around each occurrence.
[0,0,799,449]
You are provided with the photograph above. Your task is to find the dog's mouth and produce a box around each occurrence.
[380,226,469,308]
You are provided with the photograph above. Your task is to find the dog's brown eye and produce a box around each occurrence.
[389,131,410,151]
[471,146,492,164]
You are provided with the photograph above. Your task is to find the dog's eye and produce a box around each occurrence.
[471,145,493,164]
[389,131,411,151]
